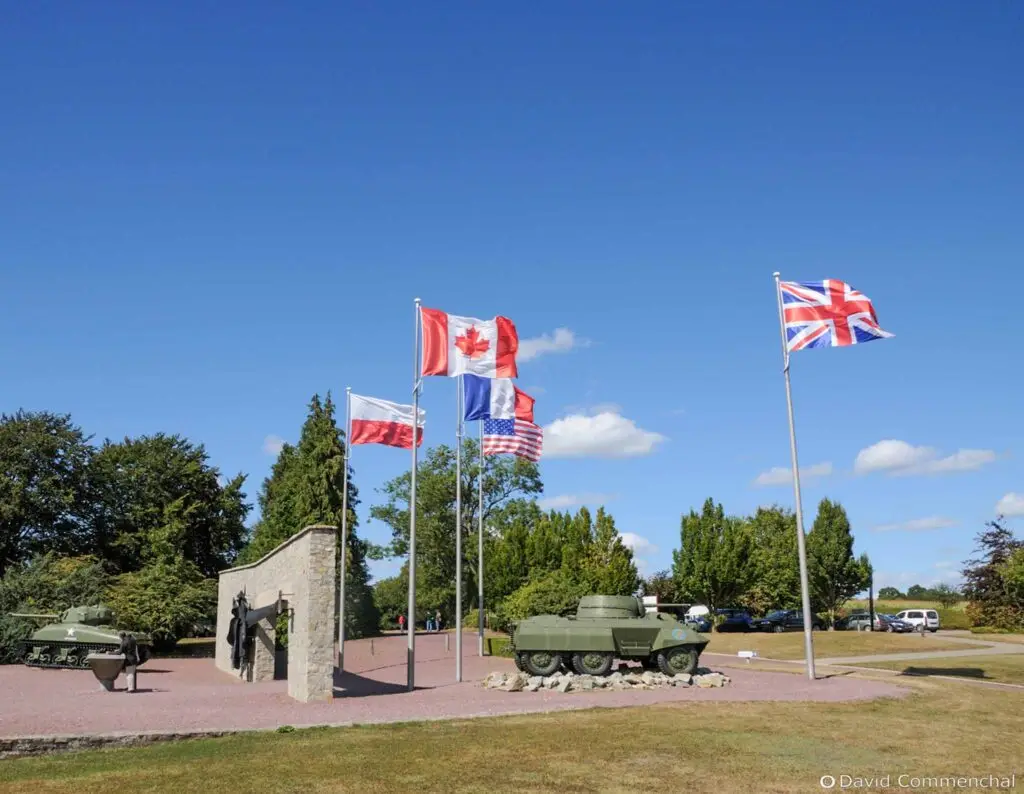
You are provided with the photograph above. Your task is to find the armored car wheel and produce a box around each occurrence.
[523,651,561,677]
[572,651,613,676]
[657,646,699,676]
[513,652,528,672]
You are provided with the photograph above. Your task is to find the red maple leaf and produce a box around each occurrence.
[454,326,490,359]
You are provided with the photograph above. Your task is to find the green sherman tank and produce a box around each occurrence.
[509,595,709,677]
[10,605,152,669]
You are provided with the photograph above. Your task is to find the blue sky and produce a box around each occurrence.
[3,2,1022,595]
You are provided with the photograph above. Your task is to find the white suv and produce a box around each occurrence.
[895,609,940,632]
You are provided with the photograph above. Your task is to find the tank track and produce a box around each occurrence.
[20,641,122,669]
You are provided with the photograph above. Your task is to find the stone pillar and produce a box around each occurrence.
[287,527,336,703]
[251,616,276,683]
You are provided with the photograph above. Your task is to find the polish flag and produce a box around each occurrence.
[462,374,535,423]
[420,307,518,378]
[349,394,425,449]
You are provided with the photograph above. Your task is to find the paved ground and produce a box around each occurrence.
[0,631,905,739]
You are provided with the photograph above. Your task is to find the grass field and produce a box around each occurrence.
[703,630,986,659]
[965,633,1024,644]
[2,676,1020,794]
[855,654,1024,685]
[845,598,965,613]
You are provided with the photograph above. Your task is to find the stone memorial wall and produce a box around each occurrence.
[215,524,336,703]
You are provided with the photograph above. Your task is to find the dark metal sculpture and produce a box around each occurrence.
[226,590,284,674]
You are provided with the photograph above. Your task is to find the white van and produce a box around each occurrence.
[895,609,940,632]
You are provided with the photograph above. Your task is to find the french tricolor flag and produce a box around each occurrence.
[462,374,535,423]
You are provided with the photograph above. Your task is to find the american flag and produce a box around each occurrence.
[482,418,543,462]
[781,280,893,352]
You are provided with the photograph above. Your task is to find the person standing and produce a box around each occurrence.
[116,631,140,693]
[398,614,405,633]
[435,609,443,632]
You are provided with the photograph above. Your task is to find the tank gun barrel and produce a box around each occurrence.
[7,613,60,620]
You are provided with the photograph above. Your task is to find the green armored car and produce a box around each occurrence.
[10,605,152,669]
[509,595,709,677]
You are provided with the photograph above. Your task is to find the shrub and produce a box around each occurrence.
[493,570,586,632]
[106,556,217,649]
[462,608,496,629]
[485,637,514,657]
[935,608,971,630]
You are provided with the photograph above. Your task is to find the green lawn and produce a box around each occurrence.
[855,654,1024,685]
[703,630,986,659]
[1,677,1021,793]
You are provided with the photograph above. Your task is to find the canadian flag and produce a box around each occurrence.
[420,307,519,378]
[349,394,425,449]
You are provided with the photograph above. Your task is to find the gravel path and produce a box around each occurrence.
[0,632,907,740]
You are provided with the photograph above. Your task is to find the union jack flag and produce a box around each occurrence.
[781,280,893,353]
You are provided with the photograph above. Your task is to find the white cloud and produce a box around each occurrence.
[620,532,657,554]
[263,435,286,456]
[518,328,590,362]
[753,461,833,487]
[543,412,665,458]
[996,492,1024,517]
[523,385,546,395]
[871,516,957,532]
[537,492,616,510]
[854,439,996,476]
[619,532,657,574]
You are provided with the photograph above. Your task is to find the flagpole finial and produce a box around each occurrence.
[772,271,781,278]
[414,297,421,305]
[345,386,351,394]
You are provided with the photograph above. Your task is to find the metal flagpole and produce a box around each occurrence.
[408,298,421,691]
[773,272,816,681]
[338,386,352,670]
[478,419,484,657]
[455,375,463,681]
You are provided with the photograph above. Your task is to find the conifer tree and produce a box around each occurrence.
[806,497,870,628]
[241,393,379,638]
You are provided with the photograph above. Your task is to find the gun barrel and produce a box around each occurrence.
[7,613,59,620]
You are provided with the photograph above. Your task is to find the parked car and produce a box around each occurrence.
[879,613,915,633]
[835,611,891,631]
[895,609,940,632]
[754,609,825,633]
[715,608,755,632]
[685,615,712,633]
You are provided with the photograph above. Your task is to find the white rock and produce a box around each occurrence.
[673,673,692,685]
[577,676,595,690]
[502,672,528,692]
[557,678,572,693]
[528,676,544,688]
[524,681,542,692]
[543,676,560,689]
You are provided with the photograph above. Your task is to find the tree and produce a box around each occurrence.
[931,583,962,608]
[671,498,752,626]
[243,394,379,639]
[906,584,928,599]
[877,587,903,600]
[0,411,94,574]
[369,439,542,619]
[88,433,250,576]
[805,498,870,628]
[1000,548,1024,606]
[371,569,409,631]
[580,508,640,595]
[742,506,801,614]
[642,570,680,603]
[962,519,1023,630]
[105,555,217,649]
